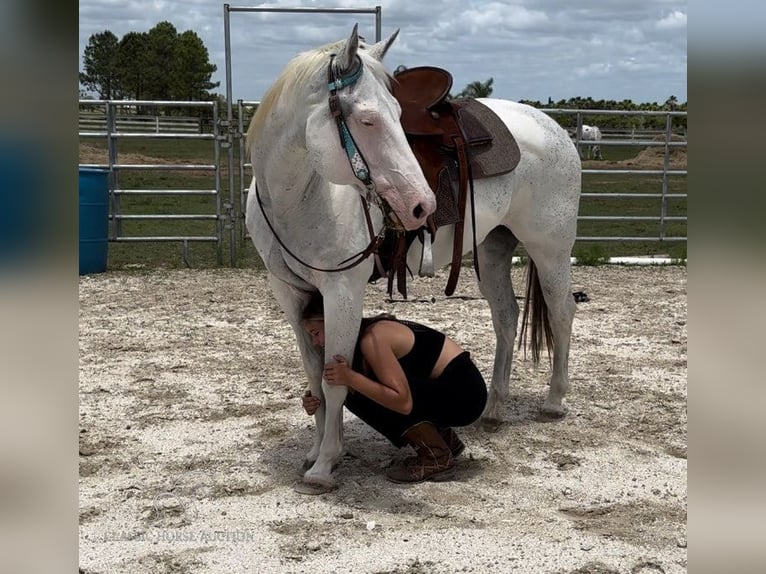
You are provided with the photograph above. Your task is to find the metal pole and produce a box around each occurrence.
[660,113,673,242]
[224,4,237,266]
[238,99,245,243]
[227,6,379,14]
[106,102,120,241]
[213,103,223,265]
[375,6,382,41]
[223,6,232,125]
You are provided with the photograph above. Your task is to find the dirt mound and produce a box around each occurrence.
[584,134,687,170]
[634,134,687,168]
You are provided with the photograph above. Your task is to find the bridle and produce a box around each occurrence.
[255,54,394,274]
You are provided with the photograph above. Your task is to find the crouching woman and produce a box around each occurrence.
[301,292,487,483]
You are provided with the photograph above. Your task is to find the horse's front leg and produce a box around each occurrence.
[302,287,362,489]
[293,330,325,468]
[302,382,347,486]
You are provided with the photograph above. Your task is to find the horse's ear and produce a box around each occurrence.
[337,24,360,74]
[367,29,400,62]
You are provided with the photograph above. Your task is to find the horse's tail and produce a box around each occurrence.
[518,258,554,365]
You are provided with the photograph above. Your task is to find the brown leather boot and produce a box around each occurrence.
[386,422,455,483]
[438,427,465,457]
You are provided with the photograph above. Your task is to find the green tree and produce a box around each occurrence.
[143,21,178,100]
[170,31,219,100]
[456,77,494,99]
[664,95,679,110]
[115,32,148,100]
[79,22,220,105]
[79,30,119,99]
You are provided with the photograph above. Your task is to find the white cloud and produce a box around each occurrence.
[573,62,613,79]
[657,10,687,30]
[617,57,657,73]
[462,2,549,33]
[79,0,687,103]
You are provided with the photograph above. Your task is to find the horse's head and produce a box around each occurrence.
[303,25,436,230]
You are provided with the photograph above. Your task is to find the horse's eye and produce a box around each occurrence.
[357,112,378,127]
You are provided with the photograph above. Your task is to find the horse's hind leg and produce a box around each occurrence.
[522,244,577,416]
[476,225,520,430]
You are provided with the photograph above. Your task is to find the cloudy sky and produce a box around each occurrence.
[79,0,687,104]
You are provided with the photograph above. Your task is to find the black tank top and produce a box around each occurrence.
[352,319,446,380]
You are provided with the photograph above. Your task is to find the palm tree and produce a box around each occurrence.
[456,77,494,99]
[664,95,679,110]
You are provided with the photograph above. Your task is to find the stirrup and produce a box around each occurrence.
[419,232,435,277]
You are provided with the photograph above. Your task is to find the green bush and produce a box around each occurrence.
[573,244,610,266]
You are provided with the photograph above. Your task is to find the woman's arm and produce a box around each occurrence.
[323,323,413,415]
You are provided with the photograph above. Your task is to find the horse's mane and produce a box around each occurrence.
[246,39,391,152]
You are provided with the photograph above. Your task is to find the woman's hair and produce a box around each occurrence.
[301,291,325,322]
[300,291,397,326]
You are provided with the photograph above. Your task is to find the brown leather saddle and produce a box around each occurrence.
[371,66,521,298]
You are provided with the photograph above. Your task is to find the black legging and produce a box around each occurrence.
[344,351,488,447]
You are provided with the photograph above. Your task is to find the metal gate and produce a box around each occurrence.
[547,108,687,244]
[78,99,226,265]
[79,102,686,266]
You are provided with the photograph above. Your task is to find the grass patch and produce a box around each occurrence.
[577,171,687,260]
[573,244,610,266]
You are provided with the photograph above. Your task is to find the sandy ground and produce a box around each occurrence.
[79,265,687,574]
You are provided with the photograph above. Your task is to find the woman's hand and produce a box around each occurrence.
[323,355,354,387]
[302,391,321,415]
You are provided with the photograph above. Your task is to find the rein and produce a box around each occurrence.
[253,55,388,274]
[254,184,383,273]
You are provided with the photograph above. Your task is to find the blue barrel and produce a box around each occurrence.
[79,168,109,274]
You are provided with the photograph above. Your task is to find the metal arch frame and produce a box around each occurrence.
[222,4,383,266]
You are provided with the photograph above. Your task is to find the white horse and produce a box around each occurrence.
[579,124,603,160]
[245,26,581,492]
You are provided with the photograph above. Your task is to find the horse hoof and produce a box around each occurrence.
[538,405,567,421]
[480,417,503,433]
[292,480,336,495]
[301,460,340,473]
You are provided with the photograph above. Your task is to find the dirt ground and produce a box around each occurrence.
[79,265,687,574]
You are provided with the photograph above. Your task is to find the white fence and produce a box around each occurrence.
[79,112,202,134]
